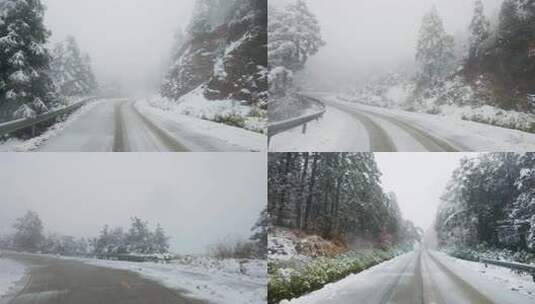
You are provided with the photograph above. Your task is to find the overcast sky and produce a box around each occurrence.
[272,0,504,90]
[42,0,195,94]
[375,153,473,231]
[0,153,266,255]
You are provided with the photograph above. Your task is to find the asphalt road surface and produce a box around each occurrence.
[289,250,534,304]
[4,252,207,304]
[323,100,464,152]
[37,99,260,152]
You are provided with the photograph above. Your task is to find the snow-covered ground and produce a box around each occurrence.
[279,250,535,304]
[269,105,369,152]
[145,87,266,134]
[270,93,535,152]
[433,251,535,299]
[0,256,27,300]
[0,99,105,152]
[0,98,266,152]
[80,256,266,304]
[137,99,266,152]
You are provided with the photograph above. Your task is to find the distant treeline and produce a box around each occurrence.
[0,211,170,256]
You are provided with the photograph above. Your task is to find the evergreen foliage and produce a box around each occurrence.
[268,153,420,246]
[0,0,55,120]
[436,153,535,252]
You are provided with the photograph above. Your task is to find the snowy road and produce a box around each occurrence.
[36,98,264,152]
[270,94,535,152]
[283,250,535,304]
[326,101,460,152]
[3,252,206,304]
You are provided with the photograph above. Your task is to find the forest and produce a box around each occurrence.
[435,153,535,257]
[0,0,97,123]
[268,153,421,248]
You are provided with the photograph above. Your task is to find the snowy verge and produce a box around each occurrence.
[268,227,409,304]
[144,88,266,134]
[434,251,535,300]
[136,99,266,152]
[0,99,105,152]
[269,105,369,152]
[324,95,535,151]
[0,256,27,300]
[341,76,535,133]
[81,256,266,304]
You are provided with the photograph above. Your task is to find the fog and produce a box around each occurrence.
[375,153,472,231]
[272,0,504,90]
[0,153,266,255]
[42,0,195,95]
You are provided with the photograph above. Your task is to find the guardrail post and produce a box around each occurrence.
[532,271,535,282]
[31,125,36,137]
[302,123,307,134]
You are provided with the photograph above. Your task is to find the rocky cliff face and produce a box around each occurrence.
[161,0,267,109]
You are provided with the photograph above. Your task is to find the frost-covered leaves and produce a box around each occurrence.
[415,6,455,87]
[0,0,54,121]
[161,0,267,110]
[436,153,535,251]
[50,36,97,97]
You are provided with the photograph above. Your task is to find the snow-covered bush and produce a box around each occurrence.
[268,248,407,304]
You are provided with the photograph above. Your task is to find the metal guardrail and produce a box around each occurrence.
[268,95,326,144]
[0,96,97,137]
[481,258,535,281]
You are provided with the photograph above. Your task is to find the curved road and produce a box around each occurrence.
[3,252,206,304]
[324,101,464,152]
[288,250,534,304]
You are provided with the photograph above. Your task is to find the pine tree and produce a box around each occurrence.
[152,224,170,254]
[50,36,97,97]
[415,6,455,86]
[268,1,324,72]
[468,0,491,60]
[0,0,55,119]
[250,208,268,258]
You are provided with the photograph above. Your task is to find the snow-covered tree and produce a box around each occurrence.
[250,208,268,258]
[0,0,55,119]
[50,36,97,97]
[268,1,324,72]
[269,153,419,246]
[435,153,535,252]
[151,223,170,254]
[468,0,491,60]
[13,210,44,252]
[127,217,152,254]
[415,6,455,86]
[268,0,324,101]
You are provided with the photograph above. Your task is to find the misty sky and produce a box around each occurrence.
[42,0,195,94]
[272,0,504,90]
[0,153,266,255]
[375,153,473,231]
